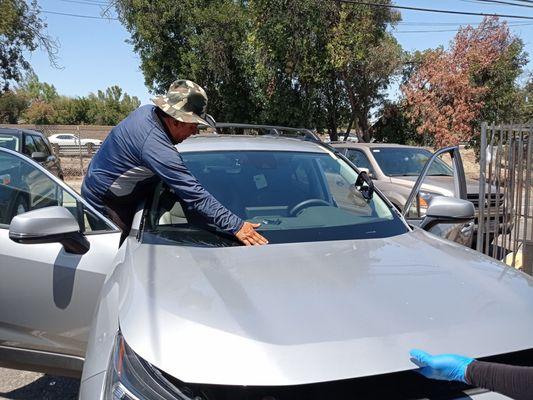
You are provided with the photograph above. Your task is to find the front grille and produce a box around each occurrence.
[161,349,533,400]
[467,193,504,209]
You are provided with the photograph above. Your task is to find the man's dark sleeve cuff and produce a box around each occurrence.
[230,219,245,235]
[466,360,533,400]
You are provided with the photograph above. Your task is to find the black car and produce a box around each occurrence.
[0,128,63,179]
[0,128,64,224]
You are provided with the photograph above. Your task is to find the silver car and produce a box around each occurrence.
[332,142,508,248]
[0,136,532,400]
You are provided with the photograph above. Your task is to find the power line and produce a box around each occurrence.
[58,0,109,5]
[394,22,533,33]
[398,20,510,25]
[462,0,533,7]
[42,9,118,20]
[398,19,533,26]
[338,0,533,19]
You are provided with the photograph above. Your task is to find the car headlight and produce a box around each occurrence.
[418,191,442,210]
[408,191,442,218]
[105,332,203,400]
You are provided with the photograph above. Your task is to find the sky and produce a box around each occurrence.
[26,0,533,106]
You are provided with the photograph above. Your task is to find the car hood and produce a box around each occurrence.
[390,175,486,195]
[119,230,533,386]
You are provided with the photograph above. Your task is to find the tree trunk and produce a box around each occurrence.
[359,112,371,142]
[342,76,360,142]
[343,115,355,141]
[326,74,339,141]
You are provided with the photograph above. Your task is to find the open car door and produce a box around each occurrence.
[402,146,474,247]
[0,147,121,377]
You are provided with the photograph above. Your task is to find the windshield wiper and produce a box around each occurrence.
[355,171,374,200]
[391,173,420,177]
[203,224,243,245]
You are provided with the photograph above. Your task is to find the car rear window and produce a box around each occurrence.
[0,134,20,152]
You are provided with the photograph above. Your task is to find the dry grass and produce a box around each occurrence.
[64,178,83,193]
[460,147,480,181]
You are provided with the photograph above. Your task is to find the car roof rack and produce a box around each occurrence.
[200,121,342,154]
[210,123,321,143]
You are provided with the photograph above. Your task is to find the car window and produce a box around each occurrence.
[32,136,51,156]
[371,147,453,177]
[24,135,37,156]
[0,134,19,152]
[345,149,375,175]
[144,150,408,246]
[0,150,114,232]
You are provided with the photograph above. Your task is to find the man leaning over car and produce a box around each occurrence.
[82,79,268,246]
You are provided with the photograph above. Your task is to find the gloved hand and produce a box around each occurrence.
[409,349,474,383]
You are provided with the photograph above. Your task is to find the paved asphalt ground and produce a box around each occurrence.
[0,368,79,399]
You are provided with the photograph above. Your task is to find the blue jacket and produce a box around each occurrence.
[81,105,243,233]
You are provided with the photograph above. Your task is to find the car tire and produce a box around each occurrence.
[86,143,94,155]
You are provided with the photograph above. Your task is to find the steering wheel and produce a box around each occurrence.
[289,199,331,216]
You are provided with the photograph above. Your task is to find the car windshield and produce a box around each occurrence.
[0,134,20,152]
[144,150,408,246]
[371,147,453,177]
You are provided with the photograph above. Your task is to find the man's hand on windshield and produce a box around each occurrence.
[235,222,269,246]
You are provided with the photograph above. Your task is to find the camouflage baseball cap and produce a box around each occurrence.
[152,79,212,127]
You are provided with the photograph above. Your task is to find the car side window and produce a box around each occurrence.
[23,135,37,156]
[32,136,51,156]
[0,150,114,232]
[345,149,375,176]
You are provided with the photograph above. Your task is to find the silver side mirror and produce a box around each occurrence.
[9,206,90,254]
[31,152,48,162]
[420,197,475,231]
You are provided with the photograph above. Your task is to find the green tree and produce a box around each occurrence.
[116,0,260,124]
[475,37,528,126]
[0,90,28,123]
[116,0,401,139]
[22,100,57,124]
[14,73,140,125]
[0,0,58,92]
[518,76,533,122]
[250,0,341,134]
[87,85,141,125]
[52,96,93,125]
[372,101,426,145]
[19,71,59,102]
[328,1,402,142]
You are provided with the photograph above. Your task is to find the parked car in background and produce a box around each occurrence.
[48,133,102,153]
[0,128,64,224]
[0,128,63,179]
[2,131,532,399]
[331,142,506,248]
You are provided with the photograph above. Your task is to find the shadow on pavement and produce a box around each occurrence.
[0,375,79,400]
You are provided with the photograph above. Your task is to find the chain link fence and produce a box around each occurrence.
[0,124,112,181]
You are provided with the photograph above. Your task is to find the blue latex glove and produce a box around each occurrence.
[410,349,474,383]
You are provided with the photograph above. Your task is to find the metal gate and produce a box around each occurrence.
[477,123,532,272]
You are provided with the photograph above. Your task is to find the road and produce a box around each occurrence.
[0,368,79,399]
